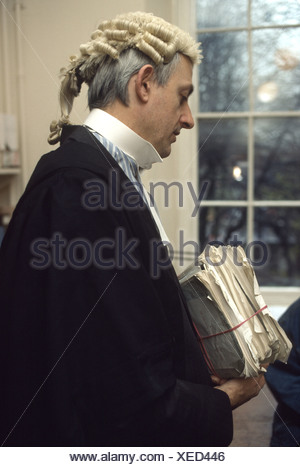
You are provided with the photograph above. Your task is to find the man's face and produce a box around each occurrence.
[144,54,194,158]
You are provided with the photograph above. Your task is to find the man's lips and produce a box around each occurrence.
[172,131,180,142]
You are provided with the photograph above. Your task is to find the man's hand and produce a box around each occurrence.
[212,373,266,409]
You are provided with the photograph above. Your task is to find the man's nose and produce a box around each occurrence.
[180,104,194,129]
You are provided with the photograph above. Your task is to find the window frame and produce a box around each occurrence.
[174,0,300,311]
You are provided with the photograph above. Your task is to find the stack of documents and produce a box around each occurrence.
[179,245,292,378]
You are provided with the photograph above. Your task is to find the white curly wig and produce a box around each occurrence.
[48,11,202,145]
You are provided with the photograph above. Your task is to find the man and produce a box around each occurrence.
[0,12,264,447]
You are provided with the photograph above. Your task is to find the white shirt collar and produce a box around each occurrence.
[84,108,163,170]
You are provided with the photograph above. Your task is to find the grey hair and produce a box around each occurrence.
[88,48,181,110]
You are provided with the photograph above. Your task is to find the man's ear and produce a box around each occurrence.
[134,64,155,103]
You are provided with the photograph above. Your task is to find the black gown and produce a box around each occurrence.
[0,126,232,446]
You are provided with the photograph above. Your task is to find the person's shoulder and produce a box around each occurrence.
[55,124,114,172]
[279,298,300,331]
[27,126,119,191]
[277,299,300,348]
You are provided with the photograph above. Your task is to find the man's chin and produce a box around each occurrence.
[160,145,172,159]
[161,153,171,159]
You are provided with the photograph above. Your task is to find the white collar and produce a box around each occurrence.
[84,108,163,170]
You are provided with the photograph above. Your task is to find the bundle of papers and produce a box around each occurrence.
[179,245,292,378]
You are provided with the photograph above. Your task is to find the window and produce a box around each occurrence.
[196,0,300,291]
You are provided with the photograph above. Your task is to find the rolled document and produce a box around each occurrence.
[179,245,292,378]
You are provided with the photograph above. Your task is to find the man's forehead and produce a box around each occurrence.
[174,54,194,88]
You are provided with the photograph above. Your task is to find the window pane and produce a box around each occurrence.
[198,32,248,112]
[198,119,248,201]
[253,28,300,111]
[254,208,300,286]
[199,207,247,250]
[254,118,300,200]
[196,0,248,29]
[252,0,300,26]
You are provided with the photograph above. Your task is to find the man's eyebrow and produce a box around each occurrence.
[188,85,194,96]
[180,84,194,96]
